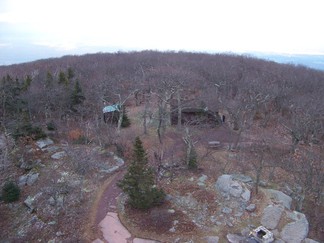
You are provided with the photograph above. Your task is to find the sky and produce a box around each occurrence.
[1,0,324,65]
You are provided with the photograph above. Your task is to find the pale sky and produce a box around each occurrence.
[1,0,324,64]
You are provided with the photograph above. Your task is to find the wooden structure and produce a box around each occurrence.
[103,104,120,124]
[171,107,222,127]
[208,141,221,149]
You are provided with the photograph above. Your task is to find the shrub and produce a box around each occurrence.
[12,123,47,140]
[2,181,20,203]
[73,135,90,145]
[46,121,57,131]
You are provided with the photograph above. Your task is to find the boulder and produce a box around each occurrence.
[229,181,243,197]
[241,188,251,201]
[27,173,39,186]
[245,204,256,212]
[36,138,54,149]
[18,172,39,186]
[215,174,251,202]
[222,207,232,214]
[133,239,160,243]
[261,205,284,229]
[280,212,309,243]
[303,238,320,243]
[51,151,66,160]
[20,158,41,170]
[204,236,219,243]
[198,174,208,183]
[226,233,245,243]
[232,174,253,183]
[48,196,56,206]
[172,194,198,209]
[265,189,292,209]
[18,174,28,186]
[113,155,125,165]
[24,192,42,211]
[274,239,285,243]
[215,174,232,193]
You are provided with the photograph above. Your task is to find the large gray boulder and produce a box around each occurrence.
[226,233,245,243]
[36,138,54,149]
[204,236,219,243]
[265,189,292,209]
[24,192,42,211]
[51,151,66,159]
[215,174,251,201]
[215,174,232,193]
[231,174,253,183]
[303,238,320,243]
[261,205,284,229]
[27,172,39,186]
[18,172,39,186]
[19,158,41,170]
[280,212,309,243]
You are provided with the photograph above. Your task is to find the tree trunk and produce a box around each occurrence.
[117,109,124,134]
[177,89,182,130]
[157,106,163,144]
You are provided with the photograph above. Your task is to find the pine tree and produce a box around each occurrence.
[70,80,85,112]
[2,181,20,203]
[58,71,68,86]
[67,67,75,81]
[188,147,198,169]
[118,137,165,209]
[121,106,131,128]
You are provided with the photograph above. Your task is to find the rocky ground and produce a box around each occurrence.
[118,172,320,242]
[0,112,322,242]
[0,135,124,242]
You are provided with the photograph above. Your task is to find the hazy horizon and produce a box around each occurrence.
[1,0,324,68]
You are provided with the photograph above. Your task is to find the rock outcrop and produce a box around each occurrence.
[213,174,318,243]
[261,205,284,229]
[215,174,251,202]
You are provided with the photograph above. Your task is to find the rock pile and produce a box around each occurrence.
[212,174,318,243]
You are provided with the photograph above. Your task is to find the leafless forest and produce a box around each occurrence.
[0,51,323,241]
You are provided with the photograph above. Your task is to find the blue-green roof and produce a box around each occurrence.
[103,104,120,113]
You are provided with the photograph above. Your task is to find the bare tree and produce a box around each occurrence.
[182,126,198,169]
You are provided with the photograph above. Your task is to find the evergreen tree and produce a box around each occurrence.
[45,71,54,89]
[118,137,165,209]
[58,71,68,86]
[188,147,198,169]
[22,75,32,91]
[70,80,85,112]
[0,75,29,127]
[67,67,75,81]
[121,106,131,128]
[2,181,20,203]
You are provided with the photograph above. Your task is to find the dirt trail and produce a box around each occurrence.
[94,171,125,224]
[86,170,124,241]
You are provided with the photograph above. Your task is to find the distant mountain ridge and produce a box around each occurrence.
[252,52,324,71]
[1,44,324,71]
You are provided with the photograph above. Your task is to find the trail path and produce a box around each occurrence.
[90,170,158,243]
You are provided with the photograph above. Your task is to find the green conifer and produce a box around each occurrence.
[118,137,165,209]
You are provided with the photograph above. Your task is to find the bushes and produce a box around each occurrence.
[46,121,57,131]
[72,135,90,145]
[1,181,20,203]
[12,123,46,141]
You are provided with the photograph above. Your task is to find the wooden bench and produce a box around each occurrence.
[208,141,221,149]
